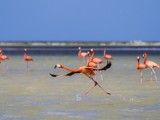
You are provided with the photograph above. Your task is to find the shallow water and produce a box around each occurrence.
[0,49,160,120]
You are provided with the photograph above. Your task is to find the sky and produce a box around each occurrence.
[0,0,160,42]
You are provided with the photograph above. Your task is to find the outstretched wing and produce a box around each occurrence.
[94,62,112,71]
[49,71,80,78]
[101,62,112,70]
[49,73,59,77]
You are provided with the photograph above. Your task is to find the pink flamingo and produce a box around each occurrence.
[136,56,147,83]
[0,50,9,69]
[90,48,103,64]
[90,48,104,81]
[104,48,112,62]
[50,62,112,96]
[0,50,9,61]
[78,47,89,63]
[86,51,97,68]
[24,48,33,70]
[143,53,159,81]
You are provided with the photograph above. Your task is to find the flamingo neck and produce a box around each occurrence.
[78,49,81,58]
[137,59,140,69]
[104,49,106,56]
[90,50,94,60]
[0,51,3,56]
[86,58,90,66]
[143,57,147,64]
[24,51,27,56]
[61,65,75,72]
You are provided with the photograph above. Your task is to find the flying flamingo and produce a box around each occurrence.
[136,56,147,83]
[104,48,112,63]
[0,50,9,69]
[143,52,159,81]
[24,48,33,70]
[89,48,104,81]
[78,47,90,63]
[49,62,112,96]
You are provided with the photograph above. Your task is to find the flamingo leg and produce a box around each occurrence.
[82,57,87,64]
[83,83,96,96]
[151,68,157,82]
[26,61,29,71]
[140,70,143,83]
[94,71,97,80]
[2,61,8,70]
[83,75,110,96]
[99,70,104,82]
[97,64,104,82]
[150,70,153,81]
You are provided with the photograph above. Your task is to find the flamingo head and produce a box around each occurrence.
[0,50,2,53]
[143,53,147,58]
[137,56,140,61]
[24,48,27,52]
[90,48,94,53]
[78,47,81,50]
[54,64,62,69]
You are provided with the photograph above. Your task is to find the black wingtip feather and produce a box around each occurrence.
[49,73,58,77]
[100,62,112,71]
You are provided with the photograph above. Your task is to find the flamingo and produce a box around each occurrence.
[49,62,112,96]
[85,51,99,80]
[136,56,147,83]
[143,52,159,81]
[24,48,33,70]
[87,61,97,68]
[78,47,89,63]
[0,50,9,61]
[90,48,104,81]
[86,51,97,68]
[90,48,103,64]
[104,48,112,63]
[0,50,9,69]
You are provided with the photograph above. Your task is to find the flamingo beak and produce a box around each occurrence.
[54,65,57,69]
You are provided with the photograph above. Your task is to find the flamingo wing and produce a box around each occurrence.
[94,62,112,71]
[49,71,80,77]
[84,62,112,71]
[146,61,159,68]
[50,73,58,77]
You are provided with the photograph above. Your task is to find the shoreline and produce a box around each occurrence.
[0,41,160,47]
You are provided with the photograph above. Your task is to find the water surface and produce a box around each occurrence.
[0,47,160,120]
